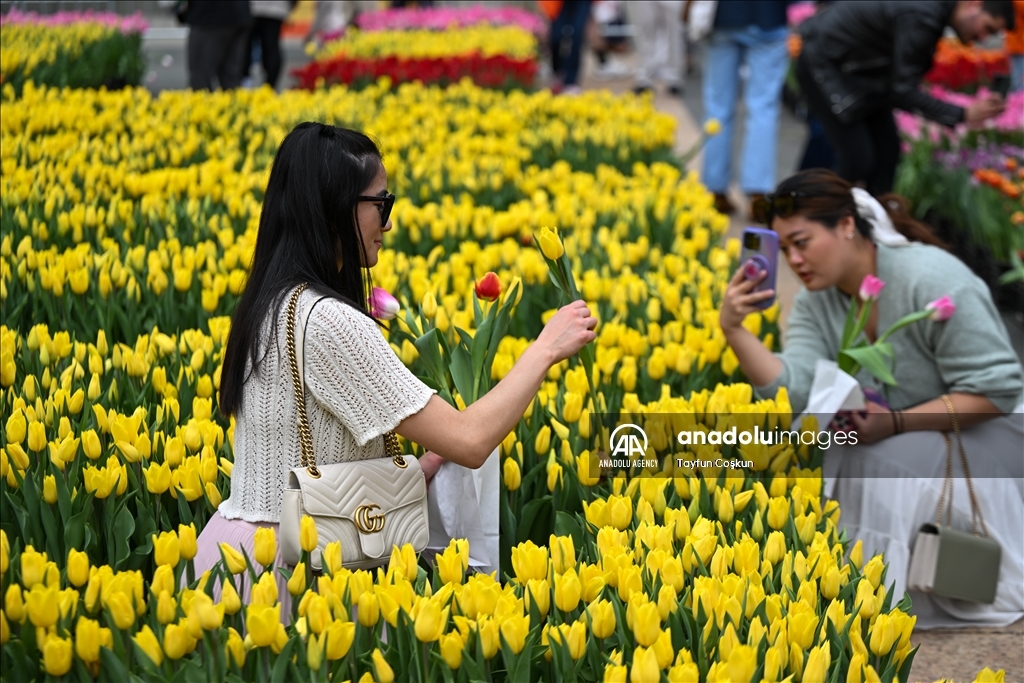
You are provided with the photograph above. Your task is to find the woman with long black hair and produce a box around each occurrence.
[193,123,597,605]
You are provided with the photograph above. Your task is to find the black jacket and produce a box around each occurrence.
[798,0,963,126]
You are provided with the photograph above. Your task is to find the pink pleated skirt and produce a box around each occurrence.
[190,511,294,623]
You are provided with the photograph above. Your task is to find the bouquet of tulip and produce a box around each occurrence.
[838,275,955,387]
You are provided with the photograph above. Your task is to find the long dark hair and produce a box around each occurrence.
[771,169,947,248]
[219,122,383,417]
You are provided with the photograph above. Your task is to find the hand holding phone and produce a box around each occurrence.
[992,74,1011,99]
[739,228,779,310]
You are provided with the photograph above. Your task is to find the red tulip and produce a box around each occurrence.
[474,272,501,301]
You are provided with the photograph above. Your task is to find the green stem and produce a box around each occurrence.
[874,310,932,346]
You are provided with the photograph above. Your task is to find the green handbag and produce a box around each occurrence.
[906,396,1001,604]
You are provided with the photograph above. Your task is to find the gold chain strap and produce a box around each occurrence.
[286,284,320,478]
[939,394,989,537]
[286,284,407,474]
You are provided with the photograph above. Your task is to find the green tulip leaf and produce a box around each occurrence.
[839,346,897,386]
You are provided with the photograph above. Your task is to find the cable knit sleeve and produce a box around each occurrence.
[302,299,436,447]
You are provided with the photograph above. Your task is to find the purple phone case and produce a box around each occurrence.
[740,227,778,310]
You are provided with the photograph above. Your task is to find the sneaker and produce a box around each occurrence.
[593,57,632,80]
[632,84,653,95]
[562,85,583,96]
[668,83,684,97]
[714,193,737,215]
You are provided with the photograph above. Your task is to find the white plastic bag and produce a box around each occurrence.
[688,1,718,42]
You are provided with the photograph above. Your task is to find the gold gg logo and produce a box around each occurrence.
[354,504,385,533]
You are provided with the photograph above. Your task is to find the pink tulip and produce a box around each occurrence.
[367,288,400,320]
[859,275,885,301]
[925,295,956,321]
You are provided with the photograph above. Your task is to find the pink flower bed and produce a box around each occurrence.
[0,8,148,34]
[896,86,1024,140]
[353,6,546,35]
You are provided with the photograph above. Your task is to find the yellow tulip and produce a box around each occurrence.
[219,543,247,575]
[144,462,171,494]
[537,226,565,260]
[821,565,841,601]
[630,646,660,683]
[862,555,884,589]
[67,549,90,587]
[511,540,549,583]
[163,622,191,660]
[157,591,177,625]
[74,616,106,663]
[534,425,551,456]
[549,534,576,574]
[153,531,180,568]
[82,429,102,460]
[554,568,582,613]
[43,635,73,676]
[25,583,59,628]
[525,578,551,620]
[287,562,307,596]
[178,523,198,561]
[5,410,26,444]
[440,631,464,668]
[849,539,864,569]
[306,595,331,635]
[246,603,281,648]
[224,628,245,667]
[322,541,343,576]
[372,648,395,683]
[415,597,449,643]
[106,591,136,630]
[300,516,318,553]
[324,620,355,660]
[868,613,896,656]
[358,592,380,627]
[490,609,526,654]
[803,643,831,683]
[503,456,521,491]
[767,496,789,530]
[5,585,24,623]
[27,421,46,452]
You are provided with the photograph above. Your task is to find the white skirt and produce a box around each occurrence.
[824,407,1024,629]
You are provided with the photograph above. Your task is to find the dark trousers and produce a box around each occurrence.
[188,24,251,90]
[550,0,593,87]
[246,17,285,89]
[796,56,901,194]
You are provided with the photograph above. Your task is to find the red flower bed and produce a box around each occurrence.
[923,37,1010,92]
[292,53,537,90]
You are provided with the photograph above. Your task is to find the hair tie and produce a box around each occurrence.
[851,188,909,247]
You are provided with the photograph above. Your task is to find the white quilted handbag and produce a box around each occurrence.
[279,284,430,571]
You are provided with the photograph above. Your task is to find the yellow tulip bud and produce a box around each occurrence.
[67,549,89,587]
[288,562,307,596]
[152,531,180,568]
[300,516,318,553]
[372,648,395,683]
[440,631,464,668]
[219,543,247,575]
[134,624,163,666]
[178,524,197,561]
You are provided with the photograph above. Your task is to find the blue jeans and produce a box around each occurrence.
[1011,54,1024,93]
[701,26,789,194]
[550,0,593,87]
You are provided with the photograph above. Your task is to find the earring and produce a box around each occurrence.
[847,233,855,240]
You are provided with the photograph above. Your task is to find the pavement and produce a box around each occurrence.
[136,18,1023,682]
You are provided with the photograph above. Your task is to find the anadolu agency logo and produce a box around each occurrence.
[603,424,658,469]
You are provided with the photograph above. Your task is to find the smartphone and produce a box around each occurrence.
[739,227,779,309]
[992,74,1011,99]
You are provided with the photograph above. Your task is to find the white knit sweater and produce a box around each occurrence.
[219,286,436,523]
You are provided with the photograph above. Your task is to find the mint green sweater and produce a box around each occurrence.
[756,242,1024,415]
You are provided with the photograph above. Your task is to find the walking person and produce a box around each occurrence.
[180,0,253,91]
[245,1,295,90]
[628,1,685,95]
[796,0,1014,194]
[700,0,792,218]
[542,0,595,93]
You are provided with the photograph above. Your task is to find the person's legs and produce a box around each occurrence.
[561,0,594,87]
[1010,54,1024,93]
[629,1,658,88]
[550,5,570,81]
[796,56,876,185]
[258,17,285,88]
[217,24,252,90]
[656,0,684,91]
[187,26,226,90]
[701,30,742,195]
[864,108,901,195]
[737,26,789,195]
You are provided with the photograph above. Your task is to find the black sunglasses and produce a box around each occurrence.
[357,192,396,225]
[751,191,806,225]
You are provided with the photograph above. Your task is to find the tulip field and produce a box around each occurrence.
[0,14,997,681]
